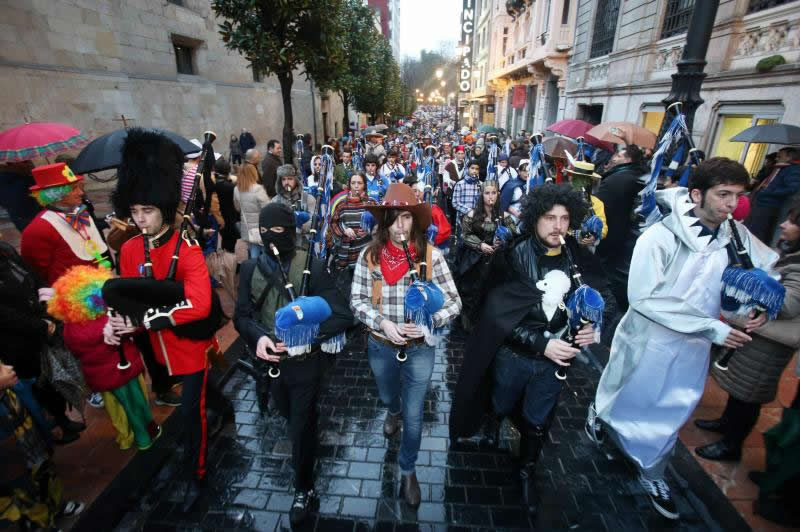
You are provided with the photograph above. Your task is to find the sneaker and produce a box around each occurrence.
[638,474,679,520]
[57,500,85,519]
[585,401,604,445]
[87,392,104,409]
[290,488,315,526]
[154,391,182,407]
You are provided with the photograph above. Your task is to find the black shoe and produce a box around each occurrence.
[519,464,539,515]
[155,391,182,407]
[695,439,742,462]
[290,488,316,526]
[638,474,679,520]
[694,417,728,434]
[585,401,604,445]
[384,412,401,437]
[400,472,421,508]
[481,415,501,448]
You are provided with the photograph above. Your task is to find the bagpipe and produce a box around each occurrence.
[715,214,785,371]
[555,235,604,380]
[102,131,224,343]
[396,234,445,363]
[486,136,499,182]
[354,137,365,172]
[295,134,306,183]
[527,133,550,191]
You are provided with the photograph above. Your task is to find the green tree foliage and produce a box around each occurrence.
[212,0,346,162]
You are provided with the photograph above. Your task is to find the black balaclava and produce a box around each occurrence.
[259,203,296,260]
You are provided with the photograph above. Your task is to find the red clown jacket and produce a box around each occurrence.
[119,231,212,376]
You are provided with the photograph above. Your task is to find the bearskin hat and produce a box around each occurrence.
[112,128,184,223]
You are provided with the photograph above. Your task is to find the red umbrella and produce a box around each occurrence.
[546,119,614,153]
[0,122,90,162]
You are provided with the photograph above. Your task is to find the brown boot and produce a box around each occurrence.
[384,411,401,437]
[401,472,421,508]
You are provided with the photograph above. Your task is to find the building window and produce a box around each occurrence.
[562,0,570,24]
[167,0,183,5]
[641,110,665,135]
[661,0,695,39]
[252,66,263,82]
[712,114,779,175]
[589,0,620,58]
[747,0,799,13]
[174,43,194,74]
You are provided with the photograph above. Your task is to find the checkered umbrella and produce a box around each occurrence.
[0,122,90,162]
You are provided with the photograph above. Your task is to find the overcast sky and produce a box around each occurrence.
[399,0,462,60]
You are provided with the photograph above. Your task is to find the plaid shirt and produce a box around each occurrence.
[452,177,481,216]
[350,245,461,344]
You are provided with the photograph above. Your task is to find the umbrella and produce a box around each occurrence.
[730,124,800,145]
[0,122,90,162]
[542,136,578,160]
[478,124,500,134]
[71,128,199,174]
[587,121,657,149]
[546,119,594,139]
[364,125,388,135]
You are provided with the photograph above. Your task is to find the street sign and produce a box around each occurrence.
[459,0,474,93]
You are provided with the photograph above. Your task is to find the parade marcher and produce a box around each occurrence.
[334,147,356,191]
[213,157,240,253]
[451,159,481,240]
[747,146,800,246]
[110,128,227,509]
[364,154,390,203]
[330,172,376,271]
[350,184,461,508]
[234,202,336,526]
[496,153,518,191]
[564,160,608,247]
[379,149,406,182]
[234,152,270,259]
[229,134,243,166]
[239,128,256,154]
[500,159,529,224]
[588,158,779,520]
[694,200,800,462]
[261,140,283,198]
[410,179,452,254]
[365,132,386,162]
[21,163,111,286]
[594,144,647,313]
[271,164,315,237]
[308,155,322,187]
[454,180,516,328]
[450,183,597,516]
[473,144,488,181]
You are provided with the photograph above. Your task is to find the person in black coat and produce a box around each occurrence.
[239,128,256,153]
[595,144,647,313]
[213,158,240,252]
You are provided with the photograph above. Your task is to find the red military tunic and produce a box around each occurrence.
[119,231,212,376]
[21,209,109,285]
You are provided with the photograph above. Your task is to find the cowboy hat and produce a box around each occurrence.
[365,183,432,231]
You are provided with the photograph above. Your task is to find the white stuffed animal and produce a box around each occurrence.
[536,269,571,321]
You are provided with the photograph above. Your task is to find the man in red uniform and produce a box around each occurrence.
[106,129,221,509]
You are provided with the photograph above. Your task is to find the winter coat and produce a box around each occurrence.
[0,242,48,379]
[63,317,143,392]
[271,172,315,233]
[595,163,647,266]
[712,248,800,403]
[234,184,269,244]
[260,153,282,198]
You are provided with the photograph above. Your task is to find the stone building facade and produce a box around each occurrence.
[0,0,345,160]
[564,0,800,174]
[481,0,578,135]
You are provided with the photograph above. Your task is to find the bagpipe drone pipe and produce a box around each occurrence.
[102,131,224,342]
[395,234,445,363]
[555,235,604,381]
[714,214,785,371]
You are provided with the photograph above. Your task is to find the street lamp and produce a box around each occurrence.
[435,69,443,79]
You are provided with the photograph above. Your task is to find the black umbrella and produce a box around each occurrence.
[730,124,800,145]
[71,128,198,174]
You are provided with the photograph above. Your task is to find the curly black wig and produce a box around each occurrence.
[519,183,588,234]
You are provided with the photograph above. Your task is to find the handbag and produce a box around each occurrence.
[39,329,89,411]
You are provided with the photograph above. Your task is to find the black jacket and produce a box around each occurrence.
[0,242,48,378]
[450,234,580,438]
[260,152,283,198]
[595,163,646,265]
[214,179,238,227]
[239,132,256,152]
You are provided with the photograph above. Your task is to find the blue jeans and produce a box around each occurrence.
[248,243,263,259]
[367,336,435,474]
[492,346,563,426]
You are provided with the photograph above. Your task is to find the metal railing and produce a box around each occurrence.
[748,0,798,13]
[590,0,621,58]
[661,0,695,39]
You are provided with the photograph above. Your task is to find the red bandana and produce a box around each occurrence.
[380,240,418,285]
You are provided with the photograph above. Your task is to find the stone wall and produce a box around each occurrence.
[0,0,345,156]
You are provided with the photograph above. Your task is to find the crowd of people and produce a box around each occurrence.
[1,105,799,530]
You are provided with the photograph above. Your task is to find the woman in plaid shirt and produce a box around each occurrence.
[350,183,461,508]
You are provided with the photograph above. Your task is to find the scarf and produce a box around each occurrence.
[380,240,418,285]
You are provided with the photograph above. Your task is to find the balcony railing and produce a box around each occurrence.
[661,0,695,39]
[748,0,798,13]
[590,0,621,58]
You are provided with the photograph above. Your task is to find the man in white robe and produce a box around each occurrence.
[586,158,779,520]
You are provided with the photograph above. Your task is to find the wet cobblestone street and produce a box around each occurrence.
[112,326,744,531]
